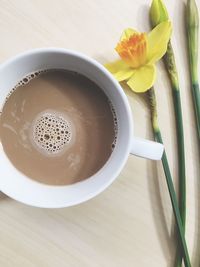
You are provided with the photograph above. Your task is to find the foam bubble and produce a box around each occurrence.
[31,111,73,156]
[108,100,118,151]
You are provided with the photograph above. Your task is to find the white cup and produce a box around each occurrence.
[0,48,164,208]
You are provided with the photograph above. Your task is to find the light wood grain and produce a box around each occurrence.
[0,0,199,266]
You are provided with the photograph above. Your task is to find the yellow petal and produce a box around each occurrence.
[120,28,138,41]
[114,69,136,82]
[147,21,172,64]
[105,60,134,82]
[127,64,156,93]
[105,60,128,73]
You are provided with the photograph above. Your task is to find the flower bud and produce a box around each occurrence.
[186,0,199,28]
[150,0,169,27]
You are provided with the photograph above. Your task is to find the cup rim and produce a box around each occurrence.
[0,47,133,208]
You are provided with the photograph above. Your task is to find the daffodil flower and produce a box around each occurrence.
[105,21,172,93]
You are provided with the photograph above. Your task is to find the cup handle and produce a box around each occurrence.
[130,137,164,160]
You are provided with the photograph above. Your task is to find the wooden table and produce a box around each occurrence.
[0,0,199,266]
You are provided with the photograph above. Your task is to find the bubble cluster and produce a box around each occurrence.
[15,70,48,88]
[32,111,72,155]
[108,101,118,150]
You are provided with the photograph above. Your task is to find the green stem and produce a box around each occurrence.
[191,82,200,139]
[164,41,186,267]
[172,90,186,230]
[148,88,191,267]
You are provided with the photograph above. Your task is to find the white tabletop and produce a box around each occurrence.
[0,0,199,266]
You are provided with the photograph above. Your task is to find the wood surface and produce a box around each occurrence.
[0,0,199,266]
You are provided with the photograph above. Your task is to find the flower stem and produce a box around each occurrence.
[163,41,186,267]
[186,0,200,140]
[190,83,200,139]
[148,88,191,267]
